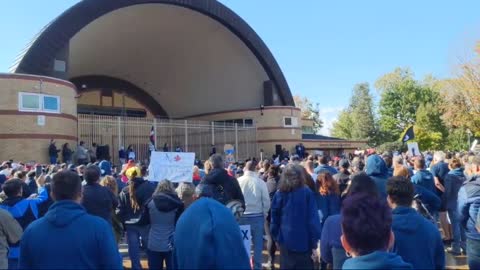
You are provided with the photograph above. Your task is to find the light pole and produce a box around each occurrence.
[467,129,472,150]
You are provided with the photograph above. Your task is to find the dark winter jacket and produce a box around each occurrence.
[81,182,118,224]
[118,178,155,224]
[333,171,350,194]
[140,191,184,252]
[411,169,436,193]
[392,207,445,269]
[62,147,73,162]
[200,168,245,207]
[457,175,480,240]
[18,201,122,269]
[365,155,389,200]
[48,144,59,158]
[270,186,321,252]
[444,168,466,211]
[342,251,412,269]
[414,184,441,214]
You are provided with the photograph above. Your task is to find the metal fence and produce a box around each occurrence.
[78,114,257,164]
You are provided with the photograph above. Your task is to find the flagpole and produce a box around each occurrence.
[153,118,157,150]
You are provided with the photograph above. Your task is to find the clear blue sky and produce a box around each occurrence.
[1,1,479,134]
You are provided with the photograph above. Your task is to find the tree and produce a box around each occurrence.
[440,57,480,134]
[293,95,323,133]
[376,68,440,142]
[331,83,378,145]
[414,103,447,150]
[445,129,469,151]
[331,109,353,139]
[349,83,377,144]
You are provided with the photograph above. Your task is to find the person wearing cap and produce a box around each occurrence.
[333,159,351,194]
[118,166,155,270]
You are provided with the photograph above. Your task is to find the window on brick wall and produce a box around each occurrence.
[19,92,60,113]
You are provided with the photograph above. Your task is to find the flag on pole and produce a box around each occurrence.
[401,126,415,142]
[149,126,156,151]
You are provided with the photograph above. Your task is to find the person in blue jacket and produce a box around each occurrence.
[271,164,322,269]
[457,155,480,270]
[411,158,436,193]
[316,172,341,225]
[341,193,412,269]
[444,158,467,255]
[314,156,338,175]
[18,170,122,270]
[173,197,250,270]
[365,154,389,200]
[386,176,445,269]
[321,173,379,269]
[0,177,48,269]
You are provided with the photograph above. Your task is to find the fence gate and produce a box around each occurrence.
[78,114,257,164]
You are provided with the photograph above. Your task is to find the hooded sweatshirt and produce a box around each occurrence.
[18,200,122,269]
[200,168,245,207]
[392,206,445,269]
[444,168,465,211]
[457,175,480,240]
[411,169,436,193]
[140,191,184,252]
[173,198,250,269]
[365,155,389,200]
[342,251,412,269]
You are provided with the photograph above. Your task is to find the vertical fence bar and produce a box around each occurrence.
[117,116,122,149]
[153,118,157,149]
[211,122,215,146]
[184,120,188,152]
[235,123,239,161]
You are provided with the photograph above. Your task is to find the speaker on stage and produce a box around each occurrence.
[275,144,282,157]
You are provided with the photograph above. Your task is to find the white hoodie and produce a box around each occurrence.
[237,171,270,216]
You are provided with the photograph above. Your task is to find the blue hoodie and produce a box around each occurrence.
[457,175,480,240]
[365,155,389,200]
[18,201,122,269]
[414,184,441,213]
[342,251,412,269]
[320,214,345,266]
[411,169,436,193]
[391,207,445,269]
[173,198,250,270]
[444,168,465,211]
[271,186,322,252]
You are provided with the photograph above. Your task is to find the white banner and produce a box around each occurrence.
[239,225,251,257]
[407,142,421,157]
[148,152,195,182]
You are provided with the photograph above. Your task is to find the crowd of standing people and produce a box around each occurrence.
[0,146,479,269]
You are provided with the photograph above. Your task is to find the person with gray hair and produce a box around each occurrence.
[431,151,452,244]
[199,154,245,208]
[176,182,195,209]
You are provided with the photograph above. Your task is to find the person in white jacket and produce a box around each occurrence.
[237,161,271,270]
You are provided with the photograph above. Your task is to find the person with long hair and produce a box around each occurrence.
[270,164,321,269]
[263,166,280,269]
[316,172,341,225]
[320,173,379,269]
[139,180,183,270]
[118,167,155,270]
[100,176,123,243]
[62,143,73,164]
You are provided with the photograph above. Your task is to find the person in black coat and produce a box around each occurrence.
[199,154,245,208]
[48,140,60,164]
[62,143,73,164]
[81,165,118,224]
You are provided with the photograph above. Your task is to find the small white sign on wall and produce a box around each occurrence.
[37,115,45,126]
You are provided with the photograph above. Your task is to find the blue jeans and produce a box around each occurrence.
[239,214,265,270]
[8,258,18,270]
[448,208,466,251]
[50,156,57,164]
[126,225,149,270]
[467,238,480,270]
[147,250,172,270]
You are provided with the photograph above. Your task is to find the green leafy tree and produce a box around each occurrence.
[331,109,353,139]
[414,103,447,150]
[376,68,440,142]
[294,95,323,133]
[445,129,469,151]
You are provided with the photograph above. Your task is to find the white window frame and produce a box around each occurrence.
[18,92,60,113]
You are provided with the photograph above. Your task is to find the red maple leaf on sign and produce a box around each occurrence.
[174,155,181,162]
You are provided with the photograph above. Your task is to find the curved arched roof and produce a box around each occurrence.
[11,0,294,117]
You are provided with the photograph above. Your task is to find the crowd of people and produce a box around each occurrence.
[0,148,479,269]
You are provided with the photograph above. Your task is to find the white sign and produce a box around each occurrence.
[407,142,421,157]
[239,224,251,257]
[148,152,195,182]
[37,115,45,126]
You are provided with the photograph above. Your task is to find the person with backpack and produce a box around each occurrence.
[118,166,155,270]
[138,180,183,270]
[458,155,480,269]
[199,154,245,208]
[386,176,445,269]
